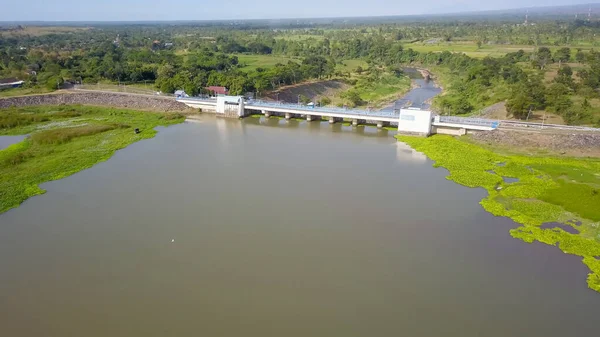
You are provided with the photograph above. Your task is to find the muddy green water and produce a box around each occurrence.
[0,116,598,337]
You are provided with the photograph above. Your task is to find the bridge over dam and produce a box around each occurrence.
[64,86,600,135]
[177,96,498,137]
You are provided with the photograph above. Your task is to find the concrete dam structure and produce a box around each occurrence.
[177,96,498,136]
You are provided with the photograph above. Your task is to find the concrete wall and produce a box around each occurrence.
[0,92,193,112]
[397,109,432,136]
[432,126,467,136]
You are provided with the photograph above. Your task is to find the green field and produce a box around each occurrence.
[235,54,300,72]
[336,59,368,73]
[0,105,184,213]
[274,34,326,41]
[404,42,595,59]
[397,134,600,292]
[356,74,411,105]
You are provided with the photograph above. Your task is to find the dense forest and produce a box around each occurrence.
[2,16,600,125]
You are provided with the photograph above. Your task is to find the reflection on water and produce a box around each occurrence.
[0,115,598,337]
[396,141,428,163]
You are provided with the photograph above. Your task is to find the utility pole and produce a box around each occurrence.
[542,111,546,129]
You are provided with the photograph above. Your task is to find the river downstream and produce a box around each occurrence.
[381,67,442,111]
[0,116,598,336]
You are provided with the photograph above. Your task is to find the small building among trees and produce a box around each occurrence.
[205,86,228,96]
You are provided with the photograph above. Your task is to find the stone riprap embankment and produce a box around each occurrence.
[0,92,194,112]
[470,129,600,157]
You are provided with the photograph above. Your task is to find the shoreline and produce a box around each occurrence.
[396,133,600,293]
[0,105,184,214]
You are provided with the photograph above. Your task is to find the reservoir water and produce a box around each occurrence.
[0,116,598,337]
[0,135,26,150]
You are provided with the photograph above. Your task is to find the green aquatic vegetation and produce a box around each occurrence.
[540,181,600,222]
[0,105,184,214]
[30,124,118,144]
[583,257,600,292]
[396,134,600,293]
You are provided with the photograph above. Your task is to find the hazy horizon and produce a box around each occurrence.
[0,0,598,22]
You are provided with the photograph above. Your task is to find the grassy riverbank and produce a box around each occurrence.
[396,134,600,293]
[0,105,184,214]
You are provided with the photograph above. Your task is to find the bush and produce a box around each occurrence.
[298,94,311,104]
[319,97,332,106]
[0,113,50,129]
[45,75,64,90]
[31,125,116,145]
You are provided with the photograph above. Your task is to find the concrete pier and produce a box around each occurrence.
[306,115,318,122]
[263,110,270,118]
[377,121,390,129]
[285,112,292,120]
[352,119,366,126]
[329,117,343,124]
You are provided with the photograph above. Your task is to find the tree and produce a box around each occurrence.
[532,47,552,70]
[575,49,586,63]
[553,47,571,63]
[341,90,363,107]
[545,83,570,109]
[564,98,591,125]
[45,75,64,90]
[157,64,175,78]
[298,94,310,104]
[506,93,532,119]
[319,97,332,106]
[555,64,574,88]
[302,56,330,79]
[552,95,573,116]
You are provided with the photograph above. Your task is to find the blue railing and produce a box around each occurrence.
[246,100,400,118]
[176,97,216,103]
[438,116,499,129]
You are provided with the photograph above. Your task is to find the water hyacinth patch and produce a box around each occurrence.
[397,134,600,293]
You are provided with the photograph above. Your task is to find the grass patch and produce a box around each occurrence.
[235,54,300,72]
[0,105,184,214]
[30,124,117,145]
[540,181,600,222]
[0,86,54,98]
[397,134,600,293]
[336,59,368,73]
[0,107,83,130]
[338,72,411,108]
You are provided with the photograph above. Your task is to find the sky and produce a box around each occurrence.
[0,0,596,21]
